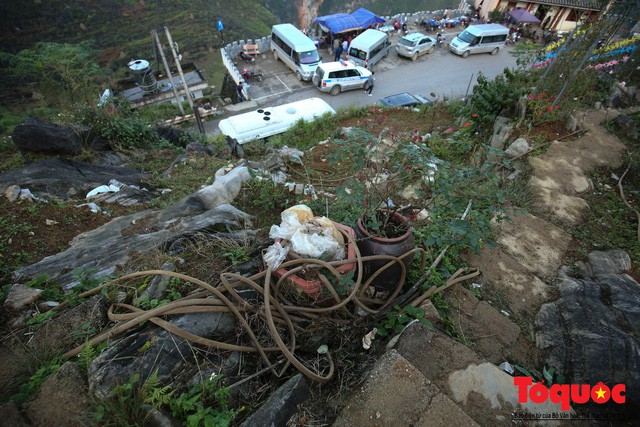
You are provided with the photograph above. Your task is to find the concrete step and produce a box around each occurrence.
[334,323,569,426]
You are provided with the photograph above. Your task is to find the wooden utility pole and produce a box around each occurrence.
[163,26,205,134]
[151,29,184,115]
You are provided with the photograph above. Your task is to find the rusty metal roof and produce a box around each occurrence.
[523,0,601,11]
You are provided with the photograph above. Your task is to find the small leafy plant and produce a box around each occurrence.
[11,357,63,404]
[376,305,432,337]
[169,375,237,427]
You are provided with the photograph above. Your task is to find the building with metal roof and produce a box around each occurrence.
[475,0,601,31]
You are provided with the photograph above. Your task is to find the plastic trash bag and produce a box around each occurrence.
[269,205,314,240]
[263,241,289,269]
[86,184,120,198]
[289,220,344,260]
[266,205,345,263]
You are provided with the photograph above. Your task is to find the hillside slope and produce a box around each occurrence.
[0,0,279,63]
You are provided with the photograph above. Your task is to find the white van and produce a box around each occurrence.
[218,98,335,144]
[271,24,322,81]
[312,61,373,96]
[449,24,509,58]
[347,29,391,69]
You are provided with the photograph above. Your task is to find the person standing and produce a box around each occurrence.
[334,44,343,61]
[364,75,374,96]
[236,82,245,102]
[342,38,348,55]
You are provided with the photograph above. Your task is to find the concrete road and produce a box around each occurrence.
[201,35,520,136]
[264,46,519,111]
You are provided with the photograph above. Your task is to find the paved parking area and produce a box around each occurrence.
[241,27,460,103]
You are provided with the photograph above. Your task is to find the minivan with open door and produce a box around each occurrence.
[271,23,322,81]
[347,29,391,70]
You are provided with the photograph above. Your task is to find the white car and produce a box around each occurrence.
[396,33,436,61]
[312,61,373,96]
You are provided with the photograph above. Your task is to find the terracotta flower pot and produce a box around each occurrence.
[354,211,415,291]
[273,222,357,299]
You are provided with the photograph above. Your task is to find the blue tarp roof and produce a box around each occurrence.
[351,8,386,28]
[312,13,362,34]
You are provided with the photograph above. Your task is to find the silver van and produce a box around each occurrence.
[449,24,509,58]
[271,24,322,81]
[312,61,372,95]
[347,29,391,70]
[396,33,436,61]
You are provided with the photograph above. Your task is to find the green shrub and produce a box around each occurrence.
[466,70,528,130]
[268,112,338,151]
[79,99,160,150]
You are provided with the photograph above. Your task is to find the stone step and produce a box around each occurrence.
[333,348,480,427]
[528,185,589,228]
[462,246,551,320]
[443,286,533,365]
[334,323,569,426]
[494,211,572,280]
[394,324,568,425]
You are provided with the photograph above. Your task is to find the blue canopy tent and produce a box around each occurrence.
[312,13,362,35]
[351,8,386,29]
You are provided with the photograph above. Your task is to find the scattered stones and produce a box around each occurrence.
[240,374,309,427]
[504,137,530,158]
[0,157,146,200]
[141,261,176,300]
[587,249,631,275]
[4,184,20,202]
[489,117,514,150]
[3,283,43,315]
[611,114,637,140]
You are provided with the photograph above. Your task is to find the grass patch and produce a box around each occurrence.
[572,112,640,263]
[144,154,229,209]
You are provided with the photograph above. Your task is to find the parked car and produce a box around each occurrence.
[377,92,429,107]
[312,61,373,96]
[396,33,436,61]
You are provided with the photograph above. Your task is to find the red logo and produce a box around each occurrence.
[514,377,626,411]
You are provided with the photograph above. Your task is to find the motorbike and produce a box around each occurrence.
[436,33,446,47]
[236,51,255,63]
[242,66,263,82]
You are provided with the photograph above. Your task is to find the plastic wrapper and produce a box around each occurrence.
[268,205,314,240]
[265,205,346,266]
[263,241,289,270]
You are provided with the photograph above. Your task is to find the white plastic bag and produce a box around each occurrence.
[263,241,289,269]
[289,221,344,261]
[268,205,314,240]
[267,205,346,262]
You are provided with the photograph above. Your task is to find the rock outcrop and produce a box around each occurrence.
[536,250,639,417]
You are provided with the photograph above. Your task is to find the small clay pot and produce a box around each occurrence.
[354,211,415,291]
